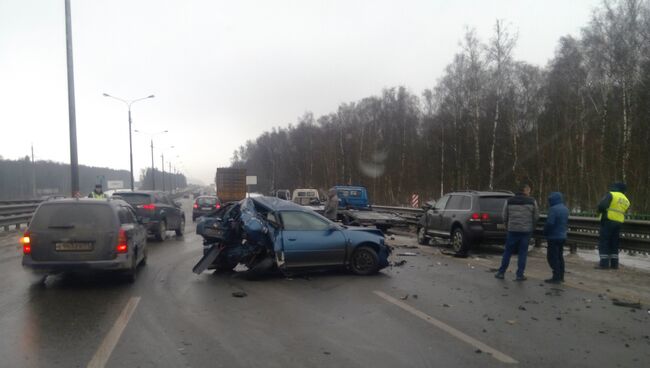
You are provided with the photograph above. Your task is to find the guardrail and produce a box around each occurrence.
[372,205,650,253]
[0,200,43,231]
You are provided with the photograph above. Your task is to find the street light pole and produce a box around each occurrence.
[65,0,79,197]
[151,138,155,190]
[161,153,165,192]
[103,93,155,190]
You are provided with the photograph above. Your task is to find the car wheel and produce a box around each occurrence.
[350,246,380,275]
[417,227,430,245]
[140,245,148,266]
[126,254,137,283]
[175,217,185,237]
[155,220,167,242]
[451,227,468,253]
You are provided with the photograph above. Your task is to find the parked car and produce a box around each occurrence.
[292,188,321,206]
[193,195,221,221]
[21,198,147,282]
[114,191,186,241]
[193,196,391,277]
[417,190,514,253]
[274,189,291,200]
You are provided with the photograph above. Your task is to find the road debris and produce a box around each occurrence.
[506,320,517,325]
[397,252,418,256]
[475,349,482,354]
[392,260,407,267]
[412,294,418,299]
[611,299,642,309]
[442,303,451,308]
[518,306,527,311]
[400,294,409,300]
[232,291,248,298]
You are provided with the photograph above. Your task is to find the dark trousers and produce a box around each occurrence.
[498,231,532,278]
[546,239,565,280]
[598,221,621,268]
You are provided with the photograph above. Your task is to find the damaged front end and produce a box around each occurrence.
[193,198,278,277]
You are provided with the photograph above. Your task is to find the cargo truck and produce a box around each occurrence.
[215,168,247,203]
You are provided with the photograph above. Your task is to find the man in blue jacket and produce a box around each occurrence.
[543,192,569,284]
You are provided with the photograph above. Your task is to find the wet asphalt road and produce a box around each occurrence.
[0,200,649,368]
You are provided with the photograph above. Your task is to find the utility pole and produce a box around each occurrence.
[161,153,165,192]
[169,162,172,191]
[65,0,79,197]
[150,139,155,190]
[31,144,36,197]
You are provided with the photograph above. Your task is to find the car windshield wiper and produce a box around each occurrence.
[48,224,75,229]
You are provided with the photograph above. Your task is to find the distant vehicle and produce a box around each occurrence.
[193,196,391,277]
[417,190,514,253]
[333,185,370,209]
[292,188,321,205]
[21,198,147,282]
[216,167,247,203]
[331,186,404,232]
[274,189,291,200]
[193,195,221,221]
[115,191,186,241]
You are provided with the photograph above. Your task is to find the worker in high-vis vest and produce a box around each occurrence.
[595,182,630,269]
[88,184,107,199]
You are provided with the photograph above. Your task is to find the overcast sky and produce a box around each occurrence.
[0,0,601,185]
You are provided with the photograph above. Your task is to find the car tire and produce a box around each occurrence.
[140,246,148,266]
[451,227,469,253]
[155,220,167,242]
[175,217,185,237]
[350,246,380,275]
[126,254,137,283]
[417,226,431,245]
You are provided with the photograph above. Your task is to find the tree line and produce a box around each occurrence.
[0,157,187,199]
[232,0,650,212]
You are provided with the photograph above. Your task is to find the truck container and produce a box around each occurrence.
[216,168,246,203]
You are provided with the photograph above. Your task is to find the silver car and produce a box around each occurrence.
[21,198,148,282]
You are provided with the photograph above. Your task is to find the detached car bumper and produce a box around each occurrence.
[22,254,132,273]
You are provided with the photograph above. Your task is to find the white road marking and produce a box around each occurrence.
[374,290,518,364]
[87,296,141,368]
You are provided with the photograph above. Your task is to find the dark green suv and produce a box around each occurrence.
[417,191,513,255]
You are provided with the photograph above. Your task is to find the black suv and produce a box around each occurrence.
[417,191,513,254]
[115,191,186,241]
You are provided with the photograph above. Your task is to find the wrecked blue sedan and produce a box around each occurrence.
[193,196,390,277]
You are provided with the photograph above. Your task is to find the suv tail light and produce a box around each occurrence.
[215,203,221,209]
[21,231,31,254]
[193,203,198,209]
[117,229,128,253]
[138,204,156,210]
[470,213,490,222]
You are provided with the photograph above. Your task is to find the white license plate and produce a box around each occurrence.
[497,224,506,230]
[55,242,93,252]
[201,207,212,211]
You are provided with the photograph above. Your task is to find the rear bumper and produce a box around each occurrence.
[22,254,132,273]
[466,224,507,244]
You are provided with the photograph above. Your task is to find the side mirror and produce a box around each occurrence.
[174,201,182,208]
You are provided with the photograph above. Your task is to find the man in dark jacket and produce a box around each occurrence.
[495,183,539,281]
[323,188,339,221]
[596,182,630,269]
[543,192,569,283]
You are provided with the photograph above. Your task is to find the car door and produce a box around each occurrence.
[279,211,347,267]
[155,193,177,229]
[441,195,470,232]
[427,195,449,235]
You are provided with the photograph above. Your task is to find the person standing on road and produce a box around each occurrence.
[595,182,630,269]
[324,188,339,221]
[543,192,569,284]
[88,184,107,199]
[495,183,539,281]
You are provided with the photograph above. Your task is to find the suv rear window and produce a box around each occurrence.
[197,197,218,205]
[116,193,152,206]
[30,203,116,231]
[478,197,510,213]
